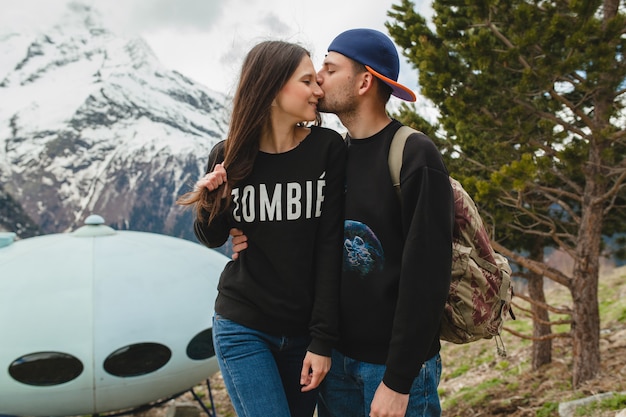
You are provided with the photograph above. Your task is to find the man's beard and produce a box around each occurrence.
[318,92,357,115]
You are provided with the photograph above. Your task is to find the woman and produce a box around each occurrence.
[177,41,346,417]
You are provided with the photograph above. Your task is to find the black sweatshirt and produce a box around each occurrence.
[194,126,346,356]
[340,120,454,393]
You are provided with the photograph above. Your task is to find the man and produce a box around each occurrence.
[231,29,454,417]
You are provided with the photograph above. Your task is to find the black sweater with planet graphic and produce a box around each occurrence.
[194,126,346,357]
[340,120,454,394]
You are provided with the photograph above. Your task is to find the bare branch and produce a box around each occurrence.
[606,156,626,172]
[604,182,626,215]
[536,317,572,326]
[547,87,595,128]
[512,97,591,139]
[482,11,588,141]
[534,184,583,205]
[499,204,577,256]
[483,19,592,136]
[491,241,572,287]
[513,293,572,315]
[569,70,586,85]
[534,186,582,223]
[597,168,626,205]
[509,302,572,326]
[549,167,585,196]
[484,21,532,70]
[528,138,560,158]
[503,327,572,341]
[491,188,579,254]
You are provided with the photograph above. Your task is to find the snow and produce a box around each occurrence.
[0,33,34,81]
[0,57,103,132]
[0,5,229,235]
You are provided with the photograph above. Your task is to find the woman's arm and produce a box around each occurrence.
[193,142,232,248]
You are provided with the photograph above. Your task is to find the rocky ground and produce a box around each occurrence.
[438,324,626,417]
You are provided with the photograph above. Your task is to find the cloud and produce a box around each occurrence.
[0,0,434,100]
[0,0,69,33]
[0,0,229,36]
[259,13,292,37]
[125,0,227,32]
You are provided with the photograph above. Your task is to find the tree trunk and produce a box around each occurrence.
[569,0,617,387]
[528,241,551,369]
[571,252,601,386]
[571,163,604,388]
[528,273,552,368]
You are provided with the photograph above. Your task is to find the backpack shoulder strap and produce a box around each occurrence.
[388,125,421,197]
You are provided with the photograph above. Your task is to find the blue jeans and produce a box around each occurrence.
[318,350,442,417]
[212,314,318,417]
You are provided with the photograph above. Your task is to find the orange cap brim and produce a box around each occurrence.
[365,65,416,102]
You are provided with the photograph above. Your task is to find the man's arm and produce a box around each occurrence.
[381,133,454,391]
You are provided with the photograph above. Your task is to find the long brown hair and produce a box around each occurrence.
[177,40,318,224]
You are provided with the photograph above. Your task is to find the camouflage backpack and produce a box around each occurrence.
[388,126,514,353]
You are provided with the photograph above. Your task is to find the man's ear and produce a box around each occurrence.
[357,71,375,96]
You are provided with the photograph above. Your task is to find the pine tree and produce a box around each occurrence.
[387,0,626,387]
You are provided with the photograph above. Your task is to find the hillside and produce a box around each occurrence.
[128,265,626,417]
[438,264,626,417]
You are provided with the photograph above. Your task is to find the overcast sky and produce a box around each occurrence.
[1,0,434,99]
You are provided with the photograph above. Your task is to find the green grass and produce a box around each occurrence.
[536,401,559,417]
[449,363,471,378]
[457,378,503,407]
[574,392,626,416]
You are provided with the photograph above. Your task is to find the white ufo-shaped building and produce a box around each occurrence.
[0,215,229,416]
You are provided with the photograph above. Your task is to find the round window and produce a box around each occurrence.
[186,328,215,360]
[9,351,83,386]
[104,343,171,377]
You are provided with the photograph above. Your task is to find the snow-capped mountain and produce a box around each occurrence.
[0,3,229,240]
[0,183,40,238]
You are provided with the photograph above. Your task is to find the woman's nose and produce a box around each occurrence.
[313,83,324,97]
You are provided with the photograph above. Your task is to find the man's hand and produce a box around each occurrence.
[229,228,248,260]
[369,382,409,417]
[300,351,331,392]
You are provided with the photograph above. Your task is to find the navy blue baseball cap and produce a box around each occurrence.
[328,28,416,102]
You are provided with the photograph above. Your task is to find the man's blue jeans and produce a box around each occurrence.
[212,314,318,417]
[318,349,442,417]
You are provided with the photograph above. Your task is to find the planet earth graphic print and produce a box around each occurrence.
[343,220,384,276]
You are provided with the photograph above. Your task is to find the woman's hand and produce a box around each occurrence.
[195,163,227,192]
[300,351,331,392]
